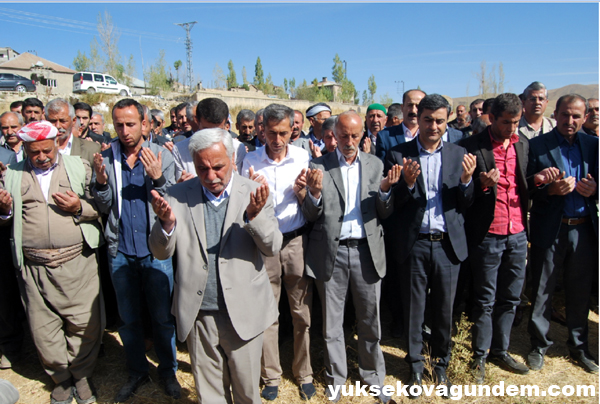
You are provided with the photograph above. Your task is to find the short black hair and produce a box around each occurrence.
[112,98,144,121]
[73,102,93,118]
[490,93,522,119]
[196,98,229,125]
[10,100,23,110]
[403,89,426,105]
[263,103,294,129]
[175,102,189,114]
[482,98,495,115]
[470,98,485,109]
[23,97,44,110]
[417,94,451,118]
[555,94,588,115]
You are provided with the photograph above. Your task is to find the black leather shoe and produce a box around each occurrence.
[299,382,316,400]
[490,353,529,374]
[571,351,599,374]
[408,372,423,399]
[527,349,544,371]
[470,357,486,384]
[433,368,453,399]
[161,374,181,399]
[114,374,150,403]
[261,385,278,401]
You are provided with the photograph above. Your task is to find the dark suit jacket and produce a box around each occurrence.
[71,136,101,165]
[385,138,474,264]
[0,147,16,166]
[527,129,599,249]
[377,125,466,163]
[461,128,532,246]
[302,151,393,281]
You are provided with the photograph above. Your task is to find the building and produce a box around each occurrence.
[0,52,75,94]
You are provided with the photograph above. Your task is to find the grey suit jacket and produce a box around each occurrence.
[92,140,175,257]
[71,136,101,164]
[148,173,281,342]
[302,151,393,282]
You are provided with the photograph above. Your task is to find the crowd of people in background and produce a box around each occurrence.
[0,79,597,404]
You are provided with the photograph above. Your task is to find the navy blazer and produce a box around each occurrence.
[461,128,532,246]
[527,129,599,249]
[385,138,474,264]
[0,147,16,166]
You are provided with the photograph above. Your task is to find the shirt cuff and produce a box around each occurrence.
[308,190,322,206]
[460,178,472,189]
[379,188,391,201]
[0,209,12,220]
[161,222,176,237]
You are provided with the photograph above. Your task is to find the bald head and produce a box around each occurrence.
[334,111,363,162]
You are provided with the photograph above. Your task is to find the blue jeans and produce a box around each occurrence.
[108,252,177,378]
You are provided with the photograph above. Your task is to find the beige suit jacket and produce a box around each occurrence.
[149,173,282,342]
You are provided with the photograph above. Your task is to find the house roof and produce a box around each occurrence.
[0,52,75,74]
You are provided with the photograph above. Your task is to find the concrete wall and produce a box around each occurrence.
[191,89,366,114]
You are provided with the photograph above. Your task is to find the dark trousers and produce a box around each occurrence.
[528,221,597,356]
[0,230,25,356]
[470,231,527,358]
[403,238,460,373]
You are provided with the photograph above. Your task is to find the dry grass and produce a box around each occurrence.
[1,301,598,404]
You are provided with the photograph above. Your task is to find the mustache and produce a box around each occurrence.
[36,157,51,164]
[408,113,418,118]
[207,178,222,184]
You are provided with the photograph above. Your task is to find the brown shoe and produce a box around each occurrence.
[74,377,97,404]
[51,380,73,404]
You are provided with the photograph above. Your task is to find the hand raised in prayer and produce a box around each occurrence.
[52,190,81,215]
[534,167,561,185]
[381,164,402,193]
[575,173,597,198]
[177,170,195,183]
[309,140,322,158]
[548,172,576,196]
[306,168,323,199]
[248,166,268,186]
[140,148,162,180]
[163,141,174,152]
[480,168,500,189]
[150,189,175,233]
[461,153,477,185]
[402,158,421,188]
[246,184,269,221]
[93,153,108,185]
[0,189,13,216]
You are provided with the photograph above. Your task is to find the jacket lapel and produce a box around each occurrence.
[578,134,590,178]
[514,137,527,179]
[546,129,565,172]
[220,174,245,251]
[325,152,346,209]
[479,131,496,172]
[186,178,208,261]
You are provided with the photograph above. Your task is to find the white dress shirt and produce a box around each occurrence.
[58,134,73,156]
[402,123,419,143]
[241,144,309,233]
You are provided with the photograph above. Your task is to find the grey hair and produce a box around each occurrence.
[471,117,489,134]
[142,105,152,122]
[322,115,338,132]
[263,104,294,128]
[236,109,255,123]
[92,112,104,123]
[188,101,198,122]
[255,108,264,124]
[523,81,548,99]
[45,98,74,119]
[188,128,234,158]
[151,109,164,122]
[0,111,24,125]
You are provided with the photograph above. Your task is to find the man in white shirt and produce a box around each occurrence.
[241,103,315,401]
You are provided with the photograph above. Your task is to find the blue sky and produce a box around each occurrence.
[1,2,598,101]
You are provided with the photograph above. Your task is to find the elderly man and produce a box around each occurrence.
[303,110,398,403]
[363,103,387,154]
[292,110,307,140]
[448,104,467,129]
[172,98,246,182]
[518,81,555,139]
[1,112,24,163]
[582,98,599,136]
[526,94,599,373]
[88,113,113,147]
[45,98,100,165]
[306,103,332,151]
[173,102,199,142]
[91,98,179,402]
[385,103,403,128]
[236,109,256,145]
[385,94,476,397]
[0,121,104,404]
[241,104,314,401]
[148,128,281,404]
[21,98,44,123]
[376,89,426,162]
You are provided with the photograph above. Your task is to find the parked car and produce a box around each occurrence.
[0,73,36,92]
[73,72,131,96]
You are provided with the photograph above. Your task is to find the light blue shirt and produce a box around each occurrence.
[416,138,447,234]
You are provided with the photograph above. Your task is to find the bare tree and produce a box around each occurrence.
[96,11,121,77]
[498,62,505,94]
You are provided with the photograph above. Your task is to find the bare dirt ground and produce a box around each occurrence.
[1,298,598,404]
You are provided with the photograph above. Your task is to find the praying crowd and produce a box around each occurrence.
[0,80,598,404]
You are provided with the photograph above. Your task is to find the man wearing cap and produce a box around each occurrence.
[0,121,104,404]
[363,104,387,154]
[306,103,332,151]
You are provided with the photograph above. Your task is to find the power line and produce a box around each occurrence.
[175,21,197,91]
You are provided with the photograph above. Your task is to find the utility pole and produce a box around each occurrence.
[343,60,347,79]
[175,21,197,92]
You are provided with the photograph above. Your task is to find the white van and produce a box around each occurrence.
[73,72,131,96]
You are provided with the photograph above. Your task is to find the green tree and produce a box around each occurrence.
[254,57,264,90]
[122,54,136,86]
[367,75,377,104]
[173,60,182,83]
[379,92,394,107]
[227,60,238,89]
[332,53,345,83]
[73,51,91,71]
[362,90,368,105]
[145,50,170,95]
[283,78,288,93]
